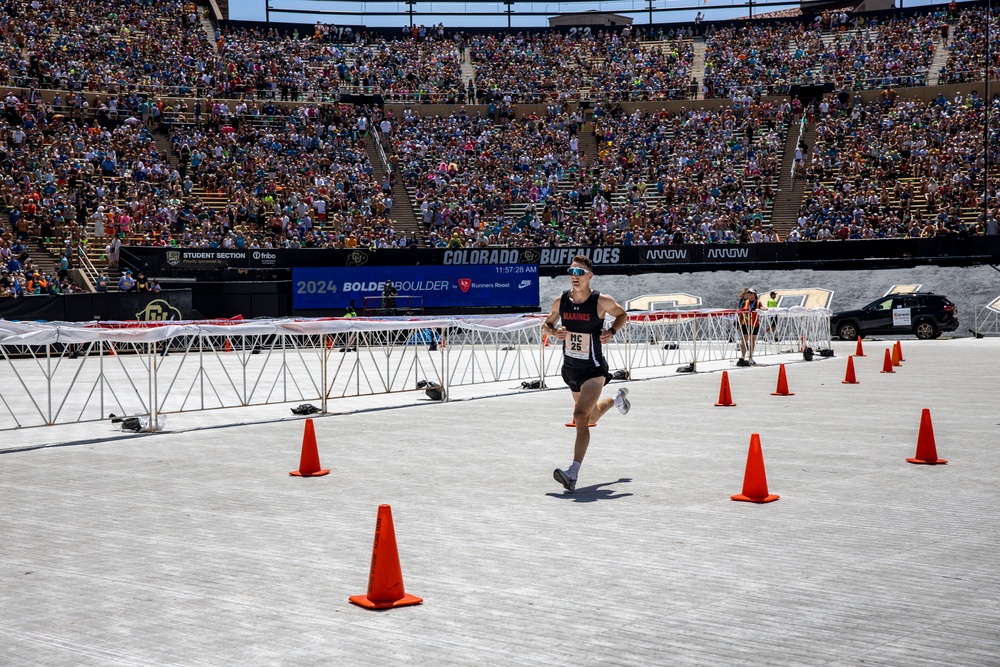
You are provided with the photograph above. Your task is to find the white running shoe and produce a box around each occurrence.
[614,387,631,415]
[553,468,577,492]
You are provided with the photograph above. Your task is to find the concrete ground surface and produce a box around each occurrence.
[1,338,998,667]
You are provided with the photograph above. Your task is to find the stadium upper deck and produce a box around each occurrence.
[0,1,995,102]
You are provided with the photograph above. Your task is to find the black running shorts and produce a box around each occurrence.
[561,363,611,393]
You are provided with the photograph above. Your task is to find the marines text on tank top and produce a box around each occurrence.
[560,290,605,368]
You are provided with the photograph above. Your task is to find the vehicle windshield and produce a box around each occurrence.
[866,298,894,312]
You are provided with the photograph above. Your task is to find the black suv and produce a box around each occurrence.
[831,293,958,340]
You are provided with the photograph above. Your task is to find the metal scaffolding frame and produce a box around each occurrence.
[0,309,830,431]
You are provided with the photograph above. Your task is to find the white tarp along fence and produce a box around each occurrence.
[0,308,830,431]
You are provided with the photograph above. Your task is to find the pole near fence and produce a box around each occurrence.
[691,316,698,372]
[321,334,329,414]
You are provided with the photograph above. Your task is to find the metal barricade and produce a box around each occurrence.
[0,310,830,432]
[973,306,1000,337]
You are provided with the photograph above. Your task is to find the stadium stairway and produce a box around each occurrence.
[577,127,599,166]
[200,14,219,53]
[770,122,816,238]
[460,61,476,93]
[929,37,952,85]
[690,37,706,100]
[366,133,423,245]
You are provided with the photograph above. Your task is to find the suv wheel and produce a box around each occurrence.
[914,320,937,340]
[837,321,859,341]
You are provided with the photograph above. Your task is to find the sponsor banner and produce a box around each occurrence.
[640,248,692,264]
[292,265,539,310]
[892,308,912,327]
[121,237,1000,277]
[164,249,250,269]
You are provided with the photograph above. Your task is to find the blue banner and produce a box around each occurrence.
[292,265,539,310]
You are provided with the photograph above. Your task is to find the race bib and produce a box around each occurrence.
[565,332,591,360]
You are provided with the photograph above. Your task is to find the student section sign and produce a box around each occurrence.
[292,265,539,310]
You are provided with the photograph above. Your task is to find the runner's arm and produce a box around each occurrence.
[543,296,567,339]
[599,295,628,344]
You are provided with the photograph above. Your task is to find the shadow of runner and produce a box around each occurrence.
[546,478,633,502]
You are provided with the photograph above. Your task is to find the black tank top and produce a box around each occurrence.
[560,290,605,368]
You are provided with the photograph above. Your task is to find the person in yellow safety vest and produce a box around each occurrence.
[340,302,358,351]
[765,291,779,340]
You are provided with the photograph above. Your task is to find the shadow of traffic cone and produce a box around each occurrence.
[731,433,779,503]
[289,418,330,477]
[896,340,905,362]
[880,348,894,373]
[349,504,423,609]
[715,371,736,406]
[891,342,901,367]
[907,408,947,464]
[842,356,859,384]
[771,364,794,396]
[855,336,865,356]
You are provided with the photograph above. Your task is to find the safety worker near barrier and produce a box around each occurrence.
[737,287,760,365]
[765,291,778,339]
[543,254,631,493]
[381,280,397,314]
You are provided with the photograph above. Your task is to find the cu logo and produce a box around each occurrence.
[346,251,369,267]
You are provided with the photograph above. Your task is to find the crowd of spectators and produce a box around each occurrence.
[215,26,464,103]
[583,101,787,245]
[391,104,586,247]
[469,27,695,103]
[939,7,1000,84]
[384,99,788,247]
[162,102,411,249]
[795,89,995,241]
[0,0,993,107]
[3,0,216,96]
[0,0,995,260]
[703,9,950,99]
[0,83,416,259]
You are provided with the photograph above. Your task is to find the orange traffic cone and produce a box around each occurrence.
[349,504,423,609]
[770,364,794,396]
[880,348,894,373]
[107,342,115,356]
[842,356,859,384]
[715,371,736,406]
[224,338,232,353]
[895,340,905,362]
[289,418,330,477]
[855,336,865,357]
[907,408,947,465]
[891,342,901,367]
[327,335,334,350]
[565,420,597,428]
[731,433,779,503]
